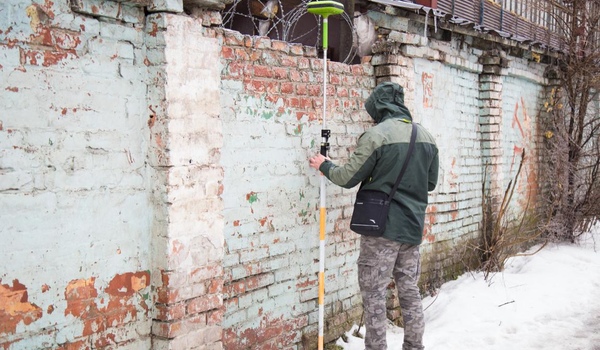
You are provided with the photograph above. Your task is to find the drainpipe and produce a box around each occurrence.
[479,0,484,25]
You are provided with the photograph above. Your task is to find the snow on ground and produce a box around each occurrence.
[336,229,600,350]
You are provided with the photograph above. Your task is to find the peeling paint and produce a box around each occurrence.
[23,49,74,67]
[0,279,43,335]
[423,206,437,243]
[64,272,150,338]
[148,21,159,37]
[223,313,307,349]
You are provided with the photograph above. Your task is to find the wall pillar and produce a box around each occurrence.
[146,13,224,350]
[479,50,507,205]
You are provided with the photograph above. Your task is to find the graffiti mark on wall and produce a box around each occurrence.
[511,97,530,172]
[422,73,434,109]
[246,192,259,204]
[510,96,538,206]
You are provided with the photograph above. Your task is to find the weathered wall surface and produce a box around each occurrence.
[1,1,552,349]
[366,8,549,296]
[145,13,225,350]
[502,60,546,211]
[218,30,374,349]
[1,0,153,348]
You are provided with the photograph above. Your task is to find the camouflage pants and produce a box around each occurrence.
[357,236,425,350]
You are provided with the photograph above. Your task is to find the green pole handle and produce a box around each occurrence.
[323,17,329,49]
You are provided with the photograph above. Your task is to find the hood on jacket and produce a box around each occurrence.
[365,82,413,123]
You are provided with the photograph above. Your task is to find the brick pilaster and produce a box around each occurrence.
[479,51,507,204]
[147,13,224,350]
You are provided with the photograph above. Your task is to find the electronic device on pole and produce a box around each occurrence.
[306,1,344,349]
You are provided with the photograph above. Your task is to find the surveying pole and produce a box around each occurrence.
[306,1,344,349]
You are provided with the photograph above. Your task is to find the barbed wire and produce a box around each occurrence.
[220,0,358,63]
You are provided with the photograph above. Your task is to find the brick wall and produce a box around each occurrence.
[1,0,152,348]
[218,29,374,349]
[367,8,550,298]
[1,1,554,349]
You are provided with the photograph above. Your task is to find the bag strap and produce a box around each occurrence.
[387,122,418,201]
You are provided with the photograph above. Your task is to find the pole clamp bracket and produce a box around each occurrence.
[320,129,331,156]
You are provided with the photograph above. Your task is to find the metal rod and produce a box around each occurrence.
[318,20,328,348]
[317,15,333,349]
[306,3,343,348]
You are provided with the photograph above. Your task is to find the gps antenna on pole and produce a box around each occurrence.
[306,1,344,349]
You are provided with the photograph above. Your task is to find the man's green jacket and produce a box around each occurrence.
[319,82,439,245]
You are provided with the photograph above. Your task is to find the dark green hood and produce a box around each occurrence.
[365,82,413,123]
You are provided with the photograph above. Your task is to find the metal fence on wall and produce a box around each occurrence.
[437,0,572,50]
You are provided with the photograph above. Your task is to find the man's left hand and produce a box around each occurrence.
[309,154,329,171]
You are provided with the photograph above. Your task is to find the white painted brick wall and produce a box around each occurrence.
[1,0,152,348]
[1,2,554,349]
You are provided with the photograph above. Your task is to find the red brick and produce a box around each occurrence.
[234,47,250,60]
[187,295,221,315]
[155,303,186,321]
[281,82,294,94]
[223,31,243,46]
[207,308,223,325]
[272,67,288,79]
[308,85,321,96]
[296,83,308,96]
[290,43,304,56]
[253,65,272,78]
[152,319,183,338]
[337,87,349,97]
[223,297,238,309]
[298,57,310,69]
[299,97,313,109]
[271,40,289,52]
[245,79,266,93]
[190,265,222,284]
[289,71,302,82]
[207,278,223,294]
[156,287,180,304]
[280,56,298,67]
[245,273,274,291]
[221,46,235,60]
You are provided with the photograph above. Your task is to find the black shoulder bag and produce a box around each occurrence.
[350,123,418,236]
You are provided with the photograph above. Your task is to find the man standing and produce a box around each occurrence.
[309,82,439,350]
